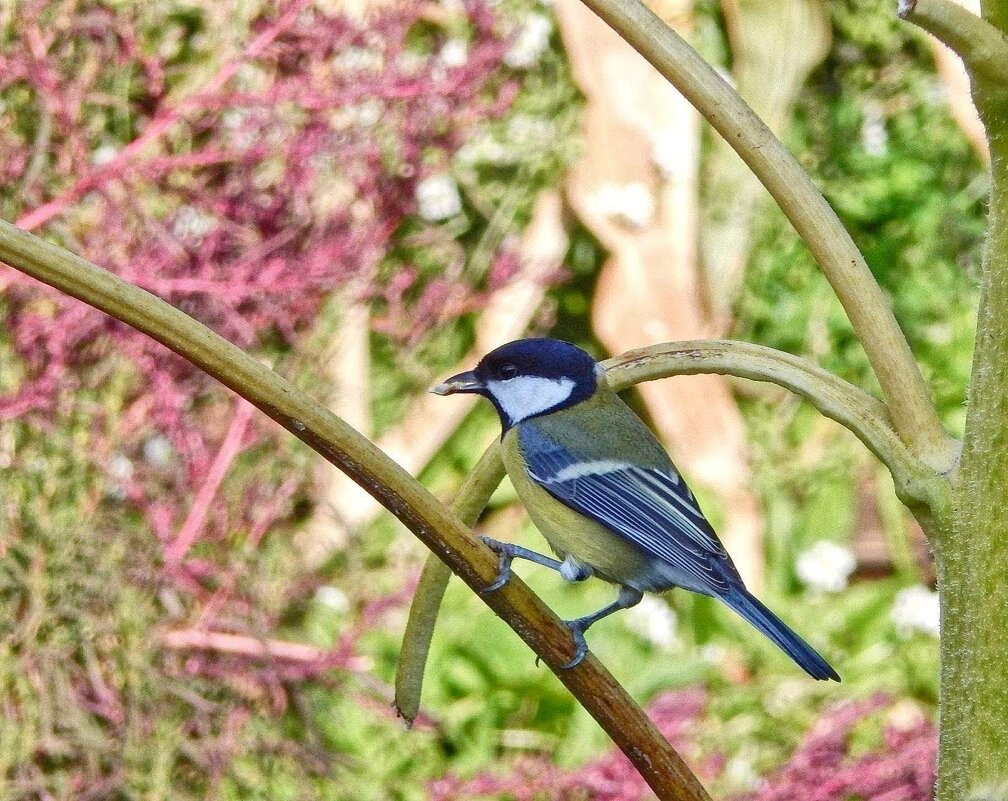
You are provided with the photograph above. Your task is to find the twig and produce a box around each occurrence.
[166,397,256,564]
[577,0,956,472]
[604,341,938,500]
[394,445,506,725]
[159,628,369,670]
[899,0,1008,83]
[0,218,711,801]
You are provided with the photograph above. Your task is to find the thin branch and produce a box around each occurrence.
[899,0,1008,83]
[578,0,956,472]
[0,219,710,801]
[166,396,256,564]
[159,629,369,671]
[395,446,505,726]
[395,338,948,725]
[603,341,934,495]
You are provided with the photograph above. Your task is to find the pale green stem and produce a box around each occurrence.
[899,0,1008,82]
[901,4,1008,796]
[395,446,505,725]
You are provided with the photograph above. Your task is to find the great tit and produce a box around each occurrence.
[432,337,839,679]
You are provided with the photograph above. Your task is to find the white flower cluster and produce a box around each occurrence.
[332,46,384,74]
[314,585,350,613]
[439,39,468,68]
[795,540,857,593]
[891,585,940,638]
[504,13,553,69]
[590,182,655,229]
[91,144,119,166]
[861,102,888,156]
[456,115,554,167]
[172,205,217,243]
[625,595,677,650]
[143,435,175,468]
[415,173,463,221]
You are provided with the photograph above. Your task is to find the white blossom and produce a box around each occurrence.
[506,114,552,143]
[172,205,216,243]
[143,435,175,468]
[415,173,463,221]
[861,102,888,156]
[504,13,553,69]
[724,754,760,791]
[590,181,655,229]
[108,454,134,483]
[107,454,134,501]
[332,46,383,73]
[314,585,350,613]
[457,134,514,166]
[796,540,857,593]
[353,99,383,127]
[891,585,940,638]
[91,144,118,166]
[439,39,469,68]
[625,595,677,650]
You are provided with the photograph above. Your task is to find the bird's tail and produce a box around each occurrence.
[722,588,840,681]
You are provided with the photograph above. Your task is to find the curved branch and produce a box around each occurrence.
[578,0,956,471]
[394,445,505,725]
[0,219,710,801]
[603,340,933,493]
[395,339,948,725]
[899,0,1008,83]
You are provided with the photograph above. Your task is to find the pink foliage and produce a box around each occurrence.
[743,694,936,801]
[0,0,517,553]
[429,690,937,801]
[429,688,712,801]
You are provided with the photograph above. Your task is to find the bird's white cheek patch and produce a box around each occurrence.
[487,376,575,423]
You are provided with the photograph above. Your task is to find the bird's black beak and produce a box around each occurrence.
[429,369,483,396]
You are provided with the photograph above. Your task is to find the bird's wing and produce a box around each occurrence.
[518,423,739,594]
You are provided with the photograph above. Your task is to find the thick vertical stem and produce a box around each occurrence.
[939,76,1008,801]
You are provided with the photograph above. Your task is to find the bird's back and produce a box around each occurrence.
[501,382,726,591]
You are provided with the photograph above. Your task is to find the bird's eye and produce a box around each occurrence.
[499,363,518,380]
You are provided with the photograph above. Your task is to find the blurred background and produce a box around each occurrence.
[0,0,986,798]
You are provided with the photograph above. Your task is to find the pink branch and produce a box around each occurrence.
[15,0,314,232]
[159,628,368,670]
[165,398,256,564]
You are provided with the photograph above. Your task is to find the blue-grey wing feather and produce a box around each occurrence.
[518,424,740,594]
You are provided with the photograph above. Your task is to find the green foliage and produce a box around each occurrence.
[736,0,983,433]
[0,0,981,796]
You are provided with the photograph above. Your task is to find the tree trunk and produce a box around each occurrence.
[937,62,1008,801]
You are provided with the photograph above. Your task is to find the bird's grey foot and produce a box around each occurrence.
[478,536,563,594]
[556,586,644,670]
[559,617,591,669]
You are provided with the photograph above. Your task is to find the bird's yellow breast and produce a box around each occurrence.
[500,426,653,587]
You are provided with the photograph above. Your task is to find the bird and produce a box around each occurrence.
[430,337,839,679]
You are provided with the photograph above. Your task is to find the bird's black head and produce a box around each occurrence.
[430,338,601,429]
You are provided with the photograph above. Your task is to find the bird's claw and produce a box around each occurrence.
[479,535,512,595]
[559,619,589,670]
